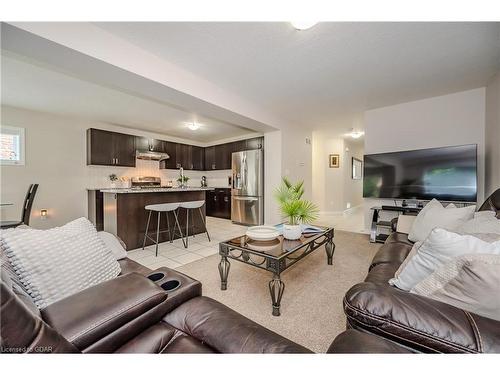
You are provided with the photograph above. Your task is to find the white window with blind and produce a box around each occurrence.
[0,126,25,165]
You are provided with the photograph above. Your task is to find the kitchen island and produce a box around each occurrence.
[89,187,214,250]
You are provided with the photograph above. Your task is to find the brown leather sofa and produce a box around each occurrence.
[1,260,311,353]
[329,188,500,353]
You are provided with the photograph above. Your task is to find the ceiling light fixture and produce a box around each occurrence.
[187,122,201,131]
[346,128,365,139]
[290,21,318,31]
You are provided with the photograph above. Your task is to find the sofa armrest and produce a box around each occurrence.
[163,296,312,353]
[41,273,168,351]
[344,282,500,353]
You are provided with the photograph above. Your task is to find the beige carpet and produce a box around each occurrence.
[176,230,380,353]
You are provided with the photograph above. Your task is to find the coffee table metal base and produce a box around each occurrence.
[218,228,334,316]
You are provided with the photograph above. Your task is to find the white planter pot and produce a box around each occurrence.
[283,224,302,240]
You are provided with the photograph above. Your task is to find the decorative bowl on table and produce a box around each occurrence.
[245,226,280,241]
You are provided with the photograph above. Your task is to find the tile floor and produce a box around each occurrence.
[127,216,247,270]
[128,210,366,270]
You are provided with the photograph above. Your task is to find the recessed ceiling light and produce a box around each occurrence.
[187,122,201,131]
[290,21,318,31]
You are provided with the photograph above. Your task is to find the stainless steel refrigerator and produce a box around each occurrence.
[231,149,264,225]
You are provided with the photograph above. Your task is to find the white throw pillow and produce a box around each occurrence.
[97,232,128,260]
[394,241,422,278]
[411,254,500,321]
[389,228,500,291]
[408,199,475,242]
[458,211,500,235]
[1,217,121,308]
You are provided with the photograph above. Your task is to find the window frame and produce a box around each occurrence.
[0,125,25,166]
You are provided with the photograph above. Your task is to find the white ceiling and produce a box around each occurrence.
[95,22,500,129]
[0,53,259,143]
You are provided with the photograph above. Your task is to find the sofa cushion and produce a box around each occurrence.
[390,228,500,291]
[344,282,500,353]
[370,241,413,270]
[365,263,400,284]
[114,321,215,353]
[98,231,128,260]
[385,232,414,246]
[163,296,312,353]
[458,210,500,235]
[408,199,475,242]
[1,217,121,308]
[327,329,416,353]
[411,254,500,321]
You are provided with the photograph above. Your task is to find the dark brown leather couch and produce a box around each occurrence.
[330,188,500,353]
[1,258,311,354]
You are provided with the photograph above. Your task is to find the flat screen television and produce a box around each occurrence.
[363,144,477,202]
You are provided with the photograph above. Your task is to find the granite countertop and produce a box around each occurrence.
[99,187,216,194]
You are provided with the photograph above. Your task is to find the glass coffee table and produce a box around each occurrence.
[218,226,335,316]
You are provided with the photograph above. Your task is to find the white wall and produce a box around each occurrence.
[264,130,282,224]
[485,72,500,197]
[312,133,344,213]
[363,88,486,229]
[312,130,365,214]
[0,106,239,228]
[281,126,313,200]
[343,139,364,210]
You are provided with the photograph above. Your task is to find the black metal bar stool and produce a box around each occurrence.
[179,200,210,248]
[142,202,184,256]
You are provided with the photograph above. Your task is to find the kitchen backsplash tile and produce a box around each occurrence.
[87,159,232,189]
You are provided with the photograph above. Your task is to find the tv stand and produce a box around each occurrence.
[370,205,422,243]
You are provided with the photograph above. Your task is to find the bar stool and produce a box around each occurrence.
[179,200,210,248]
[142,202,184,256]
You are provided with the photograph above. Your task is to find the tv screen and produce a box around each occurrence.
[363,144,477,202]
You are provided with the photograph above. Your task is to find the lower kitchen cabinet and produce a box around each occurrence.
[206,188,231,220]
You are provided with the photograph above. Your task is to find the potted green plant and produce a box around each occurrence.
[274,177,319,240]
[177,175,190,187]
[109,173,118,188]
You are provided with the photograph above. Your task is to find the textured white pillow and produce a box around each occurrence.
[411,254,500,321]
[389,228,500,291]
[1,217,121,308]
[458,211,500,235]
[408,199,475,242]
[394,241,422,278]
[97,232,128,260]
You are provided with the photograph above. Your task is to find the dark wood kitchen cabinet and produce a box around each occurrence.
[204,146,216,170]
[87,128,136,167]
[135,137,167,153]
[175,143,192,169]
[191,146,205,170]
[206,188,231,219]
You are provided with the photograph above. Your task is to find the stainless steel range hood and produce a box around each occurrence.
[136,149,170,161]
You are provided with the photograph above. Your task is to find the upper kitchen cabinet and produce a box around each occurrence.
[135,137,167,153]
[159,141,177,169]
[245,137,264,150]
[204,146,216,170]
[191,146,205,170]
[214,143,231,170]
[231,140,247,153]
[87,128,136,167]
[175,143,192,169]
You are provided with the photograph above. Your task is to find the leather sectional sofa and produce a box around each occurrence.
[3,191,499,354]
[329,188,500,353]
[1,262,312,353]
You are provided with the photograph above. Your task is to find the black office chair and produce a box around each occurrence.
[1,184,39,229]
